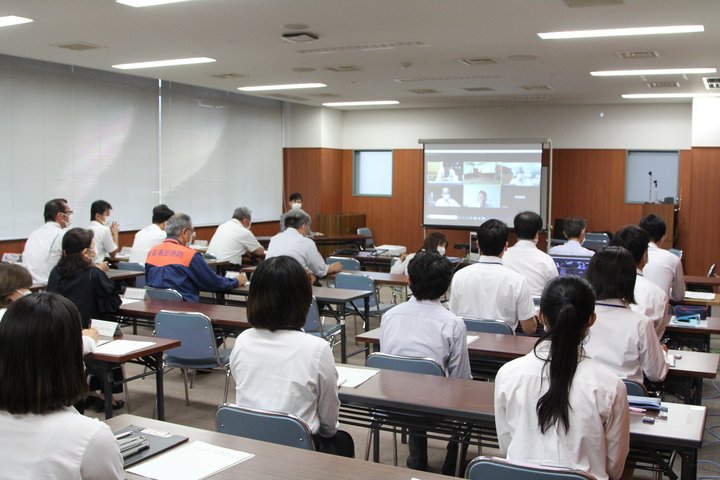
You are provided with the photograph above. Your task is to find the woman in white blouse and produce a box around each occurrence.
[495,276,630,480]
[391,232,448,275]
[0,292,123,479]
[229,255,355,457]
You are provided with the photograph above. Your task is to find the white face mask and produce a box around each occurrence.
[442,193,450,200]
[291,202,302,210]
[103,216,112,226]
[437,246,446,256]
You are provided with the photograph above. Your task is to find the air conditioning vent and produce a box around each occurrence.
[480,95,550,103]
[266,93,308,101]
[298,41,427,55]
[56,42,105,51]
[618,51,659,59]
[325,65,362,72]
[309,93,341,98]
[564,0,624,6]
[462,87,494,92]
[459,57,498,66]
[394,74,499,83]
[703,77,720,89]
[522,85,553,91]
[211,73,245,79]
[646,81,680,89]
[409,89,439,94]
[281,32,319,44]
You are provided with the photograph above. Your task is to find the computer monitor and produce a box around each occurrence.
[551,255,592,277]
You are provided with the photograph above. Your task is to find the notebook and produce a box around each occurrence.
[113,424,189,468]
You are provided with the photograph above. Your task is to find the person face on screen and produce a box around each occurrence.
[477,190,488,208]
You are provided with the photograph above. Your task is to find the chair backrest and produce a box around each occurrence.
[118,261,146,287]
[303,297,322,334]
[466,456,596,480]
[623,379,648,397]
[582,232,610,252]
[668,248,683,259]
[367,352,444,376]
[357,227,375,249]
[145,287,183,301]
[203,252,217,260]
[216,404,315,451]
[155,310,221,362]
[334,272,378,309]
[326,256,361,271]
[463,318,514,335]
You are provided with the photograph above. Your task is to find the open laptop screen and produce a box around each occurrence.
[551,255,591,278]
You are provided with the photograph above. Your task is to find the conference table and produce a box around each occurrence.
[30,268,145,291]
[85,334,180,420]
[338,368,705,480]
[664,316,720,352]
[256,233,370,248]
[685,275,720,288]
[105,414,455,480]
[355,329,719,405]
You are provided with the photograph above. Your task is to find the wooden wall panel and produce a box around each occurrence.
[283,148,322,219]
[551,149,642,233]
[319,149,343,214]
[675,149,694,264]
[683,148,720,275]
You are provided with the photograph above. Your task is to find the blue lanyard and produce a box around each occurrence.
[595,302,627,309]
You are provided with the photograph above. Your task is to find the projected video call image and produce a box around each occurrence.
[423,143,544,228]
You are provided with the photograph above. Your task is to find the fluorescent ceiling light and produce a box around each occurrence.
[322,101,400,107]
[592,67,716,77]
[538,25,704,40]
[112,57,215,70]
[117,0,191,7]
[622,93,720,99]
[0,15,34,27]
[238,83,326,92]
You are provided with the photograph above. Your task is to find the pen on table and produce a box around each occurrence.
[660,338,670,345]
[122,443,150,458]
[114,431,132,440]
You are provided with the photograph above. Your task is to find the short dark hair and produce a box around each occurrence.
[420,232,448,253]
[56,228,94,277]
[639,214,667,243]
[232,207,252,222]
[152,204,175,224]
[0,264,32,308]
[288,192,303,203]
[563,217,586,239]
[514,211,543,240]
[0,293,87,414]
[408,251,453,300]
[44,198,68,222]
[247,256,312,331]
[610,225,649,265]
[586,246,636,303]
[90,200,112,222]
[477,219,508,257]
[283,209,311,230]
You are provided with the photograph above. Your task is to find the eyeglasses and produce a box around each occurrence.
[62,210,74,215]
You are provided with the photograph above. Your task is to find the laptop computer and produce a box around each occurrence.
[551,255,592,277]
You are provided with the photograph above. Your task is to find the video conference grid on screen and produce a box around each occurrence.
[422,143,543,228]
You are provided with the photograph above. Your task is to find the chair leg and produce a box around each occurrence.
[223,368,231,404]
[392,427,398,466]
[189,369,196,389]
[121,364,131,413]
[181,368,190,406]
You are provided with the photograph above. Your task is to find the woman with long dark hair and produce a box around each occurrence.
[494,276,629,479]
[391,232,449,275]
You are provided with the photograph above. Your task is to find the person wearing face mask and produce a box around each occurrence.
[21,198,73,284]
[279,192,321,236]
[88,199,119,271]
[503,211,558,298]
[434,187,460,207]
[390,232,448,276]
[0,263,34,320]
[145,213,246,302]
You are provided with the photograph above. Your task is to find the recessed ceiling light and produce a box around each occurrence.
[622,93,720,99]
[322,101,399,107]
[116,0,191,7]
[538,24,704,40]
[112,57,216,70]
[0,15,33,27]
[592,67,716,77]
[238,83,326,92]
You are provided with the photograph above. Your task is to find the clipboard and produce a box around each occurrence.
[114,424,189,468]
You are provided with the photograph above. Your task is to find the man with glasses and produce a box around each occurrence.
[21,198,73,284]
[145,213,246,302]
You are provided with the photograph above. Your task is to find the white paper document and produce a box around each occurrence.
[124,287,148,300]
[466,335,479,344]
[127,441,254,480]
[336,366,379,388]
[95,339,155,355]
[90,318,119,337]
[684,291,715,301]
[121,297,141,305]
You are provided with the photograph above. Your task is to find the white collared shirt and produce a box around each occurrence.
[380,297,472,379]
[21,221,65,284]
[0,407,124,479]
[584,299,668,383]
[631,270,670,338]
[89,220,117,263]
[449,256,536,330]
[128,224,166,264]
[643,242,685,301]
[495,342,629,480]
[207,218,262,265]
[266,227,329,277]
[503,240,559,296]
[548,239,595,257]
[229,328,340,437]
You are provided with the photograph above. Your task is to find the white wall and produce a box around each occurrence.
[339,104,692,150]
[692,97,720,147]
[283,103,343,149]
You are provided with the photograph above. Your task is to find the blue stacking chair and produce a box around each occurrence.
[145,287,183,301]
[465,456,596,480]
[154,311,231,405]
[326,256,361,271]
[216,403,315,451]
[117,261,146,287]
[463,318,514,335]
[303,296,342,350]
